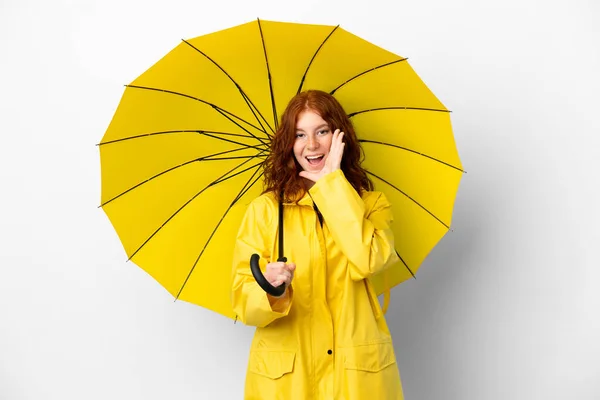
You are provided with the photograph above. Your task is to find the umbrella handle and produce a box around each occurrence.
[250,253,286,297]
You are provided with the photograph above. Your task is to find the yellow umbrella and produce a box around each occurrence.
[99,19,463,320]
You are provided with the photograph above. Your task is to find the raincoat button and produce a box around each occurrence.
[327,349,332,355]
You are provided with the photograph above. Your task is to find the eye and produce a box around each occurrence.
[295,132,305,138]
[317,129,330,135]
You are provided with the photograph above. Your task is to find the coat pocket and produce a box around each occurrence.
[248,349,296,379]
[343,339,396,372]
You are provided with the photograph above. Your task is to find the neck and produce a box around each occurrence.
[302,177,315,190]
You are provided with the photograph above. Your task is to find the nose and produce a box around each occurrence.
[307,135,319,150]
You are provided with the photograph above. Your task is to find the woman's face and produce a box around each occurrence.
[293,110,333,174]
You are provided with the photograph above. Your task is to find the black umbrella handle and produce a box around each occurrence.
[250,253,287,297]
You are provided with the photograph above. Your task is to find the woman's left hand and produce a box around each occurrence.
[299,129,345,183]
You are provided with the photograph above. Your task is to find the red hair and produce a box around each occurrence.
[262,90,373,202]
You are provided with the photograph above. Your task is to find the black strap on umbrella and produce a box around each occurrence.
[277,199,286,263]
[250,195,286,297]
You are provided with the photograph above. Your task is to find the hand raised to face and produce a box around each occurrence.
[299,129,345,183]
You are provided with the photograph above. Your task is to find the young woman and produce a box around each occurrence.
[231,90,404,399]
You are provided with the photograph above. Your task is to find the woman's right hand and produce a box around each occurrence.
[264,260,296,289]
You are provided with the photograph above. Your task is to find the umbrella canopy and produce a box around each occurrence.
[99,19,463,320]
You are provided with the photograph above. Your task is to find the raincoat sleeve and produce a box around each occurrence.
[309,169,399,281]
[231,197,294,327]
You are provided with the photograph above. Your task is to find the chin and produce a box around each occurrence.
[304,166,322,173]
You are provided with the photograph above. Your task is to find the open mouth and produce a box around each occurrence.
[306,155,324,165]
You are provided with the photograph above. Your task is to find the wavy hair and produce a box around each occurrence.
[262,90,373,202]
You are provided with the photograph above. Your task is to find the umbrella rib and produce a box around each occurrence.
[175,168,265,300]
[200,154,267,162]
[127,155,266,262]
[329,58,408,95]
[126,84,269,145]
[257,18,278,130]
[297,25,339,94]
[232,170,265,205]
[239,88,275,137]
[359,140,464,173]
[396,250,416,280]
[200,131,269,151]
[181,39,275,135]
[349,107,450,117]
[98,129,269,147]
[100,147,263,207]
[367,171,450,229]
[212,107,271,146]
[211,159,263,186]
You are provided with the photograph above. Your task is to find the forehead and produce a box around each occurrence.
[296,110,328,130]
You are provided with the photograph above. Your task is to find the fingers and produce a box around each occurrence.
[332,129,345,147]
[271,272,292,287]
[328,129,344,171]
[265,262,296,287]
[271,274,290,288]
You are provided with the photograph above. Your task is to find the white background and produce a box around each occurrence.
[1,0,599,399]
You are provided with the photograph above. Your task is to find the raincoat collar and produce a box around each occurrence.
[282,190,314,207]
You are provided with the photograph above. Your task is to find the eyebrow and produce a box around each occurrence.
[296,123,330,132]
